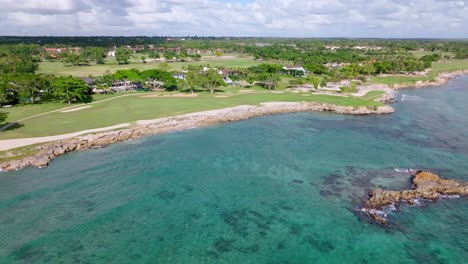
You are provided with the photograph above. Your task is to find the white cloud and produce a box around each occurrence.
[0,0,466,37]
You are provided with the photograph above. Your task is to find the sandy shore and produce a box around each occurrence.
[0,102,393,172]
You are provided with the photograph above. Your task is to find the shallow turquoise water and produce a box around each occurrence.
[1,77,468,263]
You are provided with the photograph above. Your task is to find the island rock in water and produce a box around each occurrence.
[360,171,468,224]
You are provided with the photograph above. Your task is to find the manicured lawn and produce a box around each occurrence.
[38,56,262,77]
[410,51,454,58]
[369,59,468,85]
[0,91,382,139]
[1,91,146,122]
[369,75,430,85]
[431,59,468,72]
[2,103,69,122]
[359,91,385,100]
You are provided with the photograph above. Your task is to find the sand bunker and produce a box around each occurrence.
[142,93,198,98]
[60,106,92,113]
[238,90,255,93]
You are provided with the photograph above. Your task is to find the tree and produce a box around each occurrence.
[141,56,147,63]
[306,76,321,89]
[0,78,18,106]
[229,75,242,87]
[113,69,141,82]
[215,50,223,57]
[246,73,257,87]
[140,69,177,90]
[202,69,226,94]
[0,112,7,124]
[257,73,280,90]
[340,64,361,80]
[191,54,202,61]
[116,48,132,64]
[148,51,160,59]
[83,47,106,64]
[0,44,40,74]
[304,63,328,75]
[51,77,92,104]
[185,66,204,94]
[163,51,178,61]
[361,63,376,75]
[62,52,81,66]
[15,74,50,104]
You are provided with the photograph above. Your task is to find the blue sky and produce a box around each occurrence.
[0,0,466,38]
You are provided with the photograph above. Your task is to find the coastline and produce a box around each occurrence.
[391,69,468,89]
[1,70,467,172]
[0,102,393,172]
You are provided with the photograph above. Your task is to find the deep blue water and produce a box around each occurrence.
[1,77,468,263]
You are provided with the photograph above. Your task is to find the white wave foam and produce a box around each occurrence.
[393,168,416,173]
[401,94,422,101]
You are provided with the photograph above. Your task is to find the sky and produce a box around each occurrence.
[0,0,466,38]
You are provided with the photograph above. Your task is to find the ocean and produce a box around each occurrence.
[1,76,467,263]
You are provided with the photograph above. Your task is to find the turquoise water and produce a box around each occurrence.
[1,77,468,264]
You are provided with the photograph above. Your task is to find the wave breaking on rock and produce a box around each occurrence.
[359,171,468,225]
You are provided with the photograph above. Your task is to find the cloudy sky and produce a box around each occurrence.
[0,0,466,38]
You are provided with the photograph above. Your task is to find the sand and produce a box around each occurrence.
[60,106,92,113]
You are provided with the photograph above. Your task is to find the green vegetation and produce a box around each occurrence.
[0,143,43,163]
[340,83,358,93]
[369,75,429,85]
[369,59,468,85]
[360,91,385,100]
[1,37,468,144]
[0,91,382,139]
[38,57,261,77]
[432,59,468,72]
[116,48,133,64]
[0,111,7,124]
[51,77,93,104]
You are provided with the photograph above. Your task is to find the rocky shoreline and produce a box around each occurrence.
[392,69,468,89]
[359,171,468,225]
[0,102,394,172]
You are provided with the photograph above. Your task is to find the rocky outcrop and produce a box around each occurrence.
[375,92,396,104]
[0,102,394,172]
[392,70,468,90]
[360,171,468,224]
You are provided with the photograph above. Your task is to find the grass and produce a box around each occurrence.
[0,144,43,163]
[410,51,454,58]
[369,59,468,85]
[2,91,145,122]
[431,59,468,72]
[38,55,262,77]
[360,91,385,100]
[369,75,430,85]
[0,90,382,139]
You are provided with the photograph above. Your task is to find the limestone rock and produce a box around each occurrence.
[0,102,395,172]
[361,171,468,224]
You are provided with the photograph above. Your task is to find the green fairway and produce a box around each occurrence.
[359,91,385,100]
[370,59,468,85]
[410,51,454,58]
[0,91,382,139]
[37,56,263,77]
[431,59,468,72]
[369,75,430,85]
